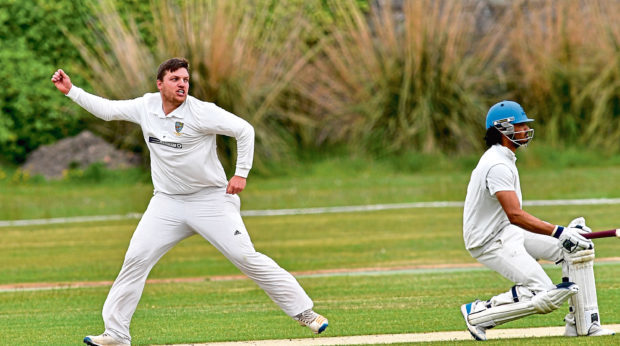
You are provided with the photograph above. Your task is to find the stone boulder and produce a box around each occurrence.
[23,130,140,178]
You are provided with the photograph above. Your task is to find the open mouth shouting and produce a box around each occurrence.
[157,68,190,111]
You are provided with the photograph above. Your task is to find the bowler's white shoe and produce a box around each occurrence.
[294,309,329,334]
[564,314,616,337]
[83,333,130,346]
[461,301,487,341]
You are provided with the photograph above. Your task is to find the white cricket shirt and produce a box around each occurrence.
[67,86,254,195]
[463,144,522,251]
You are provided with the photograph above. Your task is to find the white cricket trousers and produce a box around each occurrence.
[470,224,564,305]
[102,187,313,342]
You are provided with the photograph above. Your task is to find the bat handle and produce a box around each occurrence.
[582,229,620,239]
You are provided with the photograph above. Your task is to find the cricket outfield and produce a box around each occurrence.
[1,201,619,345]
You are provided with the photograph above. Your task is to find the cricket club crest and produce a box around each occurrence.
[174,121,184,136]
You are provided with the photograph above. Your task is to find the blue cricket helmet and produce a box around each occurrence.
[485,100,534,129]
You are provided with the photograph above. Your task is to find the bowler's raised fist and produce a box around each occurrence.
[51,69,72,95]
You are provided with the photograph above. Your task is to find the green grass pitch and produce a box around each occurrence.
[1,205,619,345]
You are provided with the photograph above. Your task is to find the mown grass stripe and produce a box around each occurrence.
[3,259,619,293]
[0,213,144,227]
[2,197,620,227]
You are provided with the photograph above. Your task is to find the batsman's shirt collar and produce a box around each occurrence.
[147,94,186,119]
[494,144,516,163]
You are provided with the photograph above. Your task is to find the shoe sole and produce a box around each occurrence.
[589,329,616,336]
[461,304,485,341]
[317,322,328,334]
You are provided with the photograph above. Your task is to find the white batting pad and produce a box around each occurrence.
[566,249,600,335]
[468,283,578,328]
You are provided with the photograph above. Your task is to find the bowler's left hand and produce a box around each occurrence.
[226,175,246,194]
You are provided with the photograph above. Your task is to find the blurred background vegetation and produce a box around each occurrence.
[0,0,618,176]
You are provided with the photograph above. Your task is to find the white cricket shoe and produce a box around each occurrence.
[564,313,616,337]
[294,309,329,334]
[83,333,130,346]
[461,300,487,341]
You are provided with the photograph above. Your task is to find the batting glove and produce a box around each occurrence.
[552,226,593,254]
[567,216,592,234]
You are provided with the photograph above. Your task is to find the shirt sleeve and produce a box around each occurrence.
[66,85,142,124]
[486,164,515,196]
[198,102,255,178]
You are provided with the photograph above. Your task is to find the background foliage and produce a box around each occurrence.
[0,0,90,163]
[299,0,501,155]
[1,0,619,171]
[505,0,620,151]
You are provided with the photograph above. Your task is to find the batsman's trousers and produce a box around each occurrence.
[469,224,564,305]
[102,187,313,342]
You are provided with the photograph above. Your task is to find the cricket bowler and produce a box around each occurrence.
[51,58,328,346]
[460,100,615,340]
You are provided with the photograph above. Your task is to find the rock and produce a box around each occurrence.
[23,130,140,178]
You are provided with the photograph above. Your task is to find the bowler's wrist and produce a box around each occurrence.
[65,84,78,98]
[234,167,250,178]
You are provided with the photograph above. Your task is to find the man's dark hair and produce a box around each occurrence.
[485,126,503,148]
[157,58,189,81]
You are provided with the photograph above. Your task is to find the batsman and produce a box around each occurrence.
[460,100,615,340]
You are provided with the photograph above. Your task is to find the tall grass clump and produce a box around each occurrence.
[69,0,321,173]
[299,0,504,155]
[506,0,620,152]
[66,0,156,158]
